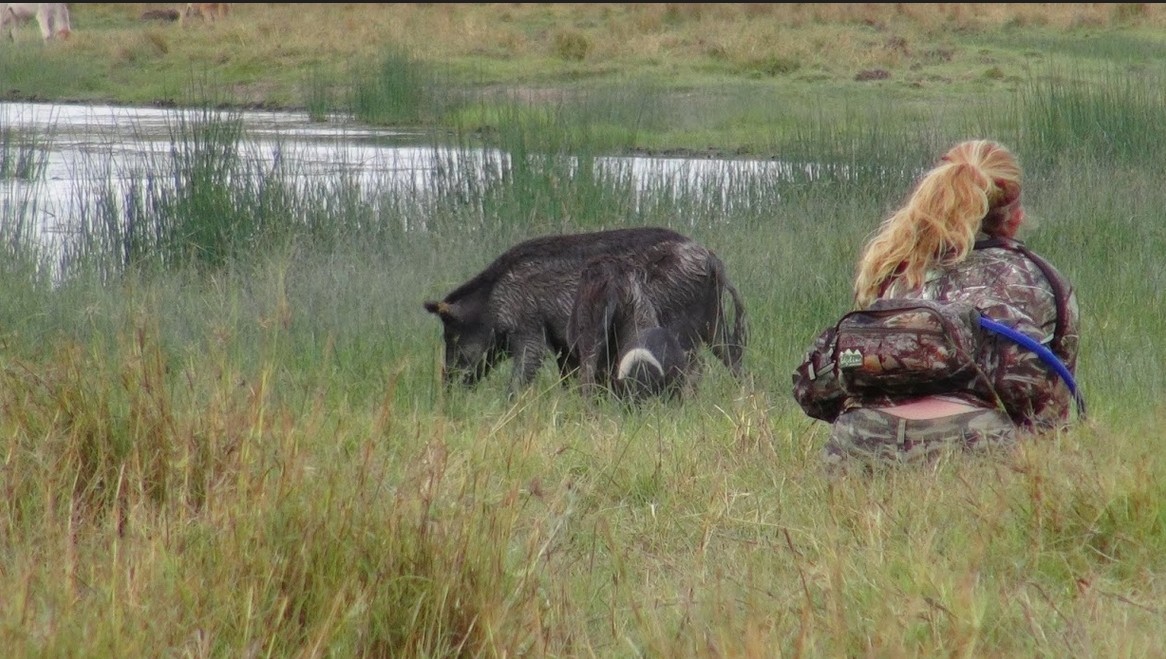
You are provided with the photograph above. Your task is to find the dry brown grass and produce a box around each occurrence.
[27,3,1160,108]
[93,3,1166,66]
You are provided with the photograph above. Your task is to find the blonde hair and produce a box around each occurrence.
[853,140,1023,307]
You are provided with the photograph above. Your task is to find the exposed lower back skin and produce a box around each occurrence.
[876,395,984,420]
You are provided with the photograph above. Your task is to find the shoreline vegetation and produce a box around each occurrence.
[2,4,1166,656]
[5,4,1166,155]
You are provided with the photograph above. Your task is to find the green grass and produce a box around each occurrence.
[8,4,1166,157]
[3,43,1166,659]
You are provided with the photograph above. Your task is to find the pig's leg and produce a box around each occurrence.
[507,332,548,395]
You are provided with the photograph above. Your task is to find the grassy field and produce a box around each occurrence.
[2,4,1166,657]
[6,4,1166,153]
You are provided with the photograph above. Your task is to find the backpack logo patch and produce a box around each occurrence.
[838,348,863,369]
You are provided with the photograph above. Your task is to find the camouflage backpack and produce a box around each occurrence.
[792,297,988,422]
[831,298,986,399]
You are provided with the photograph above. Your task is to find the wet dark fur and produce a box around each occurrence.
[567,250,746,401]
[565,253,664,396]
[424,227,747,396]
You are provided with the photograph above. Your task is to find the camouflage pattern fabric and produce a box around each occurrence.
[833,298,985,398]
[792,326,846,422]
[794,239,1079,463]
[823,406,1016,469]
[883,242,1080,432]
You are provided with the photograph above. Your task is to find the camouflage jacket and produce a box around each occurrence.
[792,238,1080,432]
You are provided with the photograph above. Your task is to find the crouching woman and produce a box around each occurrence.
[793,140,1081,468]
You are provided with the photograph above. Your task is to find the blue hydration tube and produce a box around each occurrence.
[979,316,1086,418]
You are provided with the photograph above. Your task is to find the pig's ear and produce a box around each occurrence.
[424,300,453,318]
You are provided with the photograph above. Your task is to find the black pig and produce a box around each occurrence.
[423,227,747,396]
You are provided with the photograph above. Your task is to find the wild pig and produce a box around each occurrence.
[423,226,747,396]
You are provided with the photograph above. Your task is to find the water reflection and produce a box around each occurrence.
[1,100,799,241]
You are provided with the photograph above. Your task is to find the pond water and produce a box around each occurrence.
[1,100,800,242]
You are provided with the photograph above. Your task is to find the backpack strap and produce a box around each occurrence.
[974,237,1072,361]
[979,315,1086,418]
